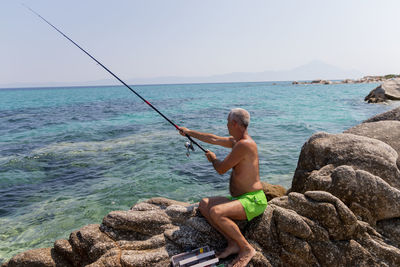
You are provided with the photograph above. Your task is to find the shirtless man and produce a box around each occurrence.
[179,108,267,267]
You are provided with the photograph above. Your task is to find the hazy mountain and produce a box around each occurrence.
[0,60,362,88]
[128,60,362,85]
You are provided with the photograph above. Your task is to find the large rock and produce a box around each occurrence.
[291,132,400,191]
[345,120,400,154]
[261,182,287,201]
[68,224,116,264]
[246,191,400,266]
[345,120,400,168]
[365,78,400,103]
[364,106,400,123]
[377,218,400,248]
[102,210,174,235]
[3,248,71,267]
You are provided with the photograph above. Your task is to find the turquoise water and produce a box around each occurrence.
[0,81,398,262]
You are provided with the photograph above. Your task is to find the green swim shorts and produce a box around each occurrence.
[228,190,268,221]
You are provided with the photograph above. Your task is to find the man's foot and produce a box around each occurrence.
[216,243,240,259]
[228,246,256,267]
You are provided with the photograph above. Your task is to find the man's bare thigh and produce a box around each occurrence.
[211,200,247,221]
[201,196,231,210]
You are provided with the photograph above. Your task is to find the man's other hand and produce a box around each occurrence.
[205,150,217,162]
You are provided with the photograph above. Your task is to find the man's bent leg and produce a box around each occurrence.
[209,200,256,267]
[199,197,240,258]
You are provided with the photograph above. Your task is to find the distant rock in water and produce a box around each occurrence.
[3,108,400,266]
[365,78,400,103]
[311,79,332,84]
[292,79,335,85]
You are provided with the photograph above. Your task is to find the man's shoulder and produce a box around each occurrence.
[234,137,256,150]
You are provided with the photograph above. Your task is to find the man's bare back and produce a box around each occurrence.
[229,137,262,197]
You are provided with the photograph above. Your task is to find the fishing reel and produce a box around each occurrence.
[184,141,195,157]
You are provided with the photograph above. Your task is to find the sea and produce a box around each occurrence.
[0,81,399,262]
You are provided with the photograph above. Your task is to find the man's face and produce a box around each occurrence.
[227,115,233,135]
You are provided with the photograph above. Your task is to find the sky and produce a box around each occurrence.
[1,0,400,87]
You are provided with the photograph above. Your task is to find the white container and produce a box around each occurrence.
[171,246,219,267]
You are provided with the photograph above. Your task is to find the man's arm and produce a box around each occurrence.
[179,127,234,148]
[206,142,247,174]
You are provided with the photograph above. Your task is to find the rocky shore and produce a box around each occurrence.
[293,75,400,104]
[364,78,400,103]
[292,74,400,85]
[3,107,400,267]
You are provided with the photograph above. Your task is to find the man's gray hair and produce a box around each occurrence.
[228,108,250,128]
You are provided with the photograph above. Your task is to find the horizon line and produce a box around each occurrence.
[0,78,366,90]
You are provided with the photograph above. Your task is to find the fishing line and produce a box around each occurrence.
[22,4,207,154]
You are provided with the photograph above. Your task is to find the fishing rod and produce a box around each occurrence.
[23,4,206,155]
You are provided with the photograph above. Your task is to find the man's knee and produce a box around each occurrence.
[209,205,223,219]
[199,198,209,216]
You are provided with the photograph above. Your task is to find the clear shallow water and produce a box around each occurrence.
[0,81,398,261]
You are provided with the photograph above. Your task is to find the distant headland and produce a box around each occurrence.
[292,74,400,85]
